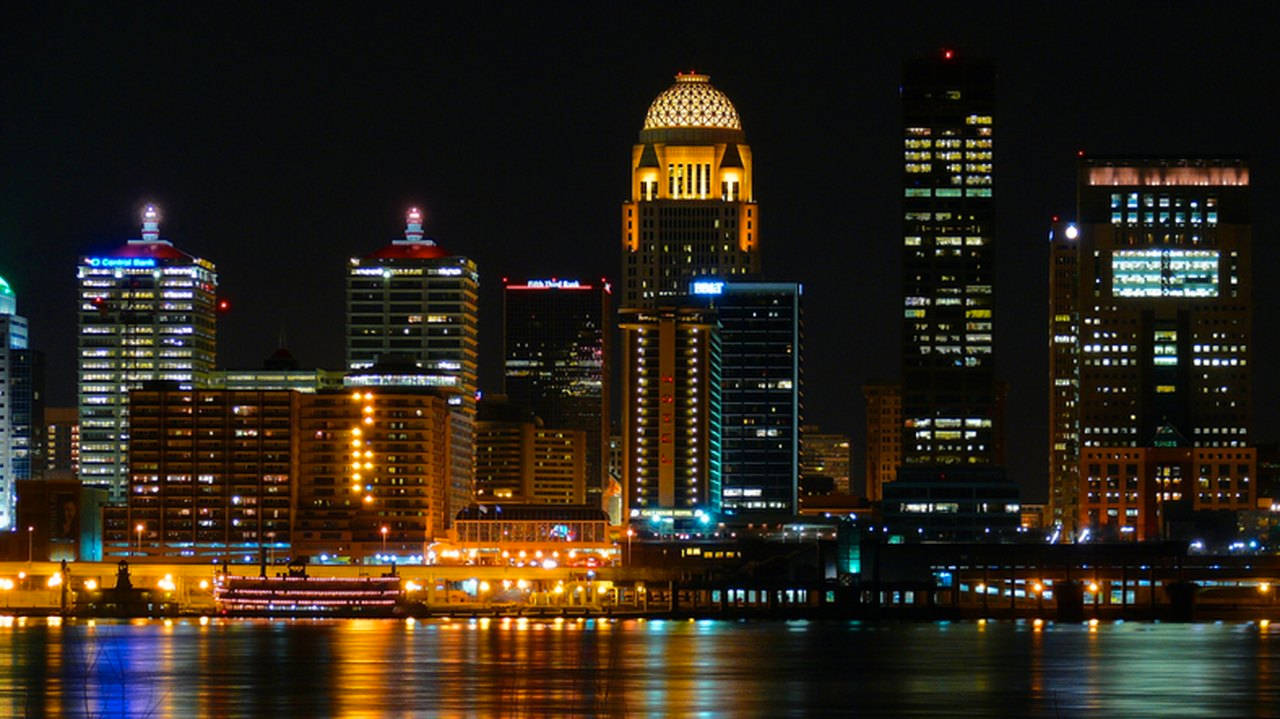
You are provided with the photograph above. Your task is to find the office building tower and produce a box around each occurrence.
[862,382,902,501]
[900,51,998,467]
[345,208,478,410]
[691,280,802,514]
[886,51,1018,540]
[621,73,760,309]
[620,307,721,525]
[41,407,80,478]
[77,206,217,500]
[346,208,479,515]
[502,278,609,496]
[104,385,296,559]
[800,425,853,495]
[474,396,586,505]
[294,389,454,561]
[1060,157,1254,539]
[0,274,33,528]
[1048,218,1082,537]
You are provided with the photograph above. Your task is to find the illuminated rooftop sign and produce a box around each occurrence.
[691,280,724,295]
[85,257,157,269]
[1112,249,1218,298]
[508,279,588,290]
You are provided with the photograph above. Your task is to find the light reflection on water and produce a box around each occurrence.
[0,618,1275,717]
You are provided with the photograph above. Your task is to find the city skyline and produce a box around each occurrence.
[5,5,1280,502]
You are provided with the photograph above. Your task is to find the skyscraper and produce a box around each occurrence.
[474,396,587,505]
[0,274,32,528]
[691,280,802,514]
[885,51,1018,540]
[620,307,721,525]
[1048,218,1081,537]
[502,278,609,495]
[1057,157,1254,539]
[621,73,760,309]
[345,208,479,410]
[346,208,479,511]
[900,51,997,468]
[77,206,217,501]
[862,382,902,501]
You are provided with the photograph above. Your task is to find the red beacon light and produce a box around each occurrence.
[216,298,231,313]
[942,48,955,60]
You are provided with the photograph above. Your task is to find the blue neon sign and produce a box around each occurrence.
[86,257,157,269]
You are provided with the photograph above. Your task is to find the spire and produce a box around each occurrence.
[141,204,160,242]
[405,207,425,242]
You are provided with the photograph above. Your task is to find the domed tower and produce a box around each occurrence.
[621,73,760,308]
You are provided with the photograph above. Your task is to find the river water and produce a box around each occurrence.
[0,617,1276,717]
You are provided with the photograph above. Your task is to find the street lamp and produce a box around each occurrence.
[626,527,635,566]
[26,526,33,564]
[380,525,389,558]
[135,523,145,557]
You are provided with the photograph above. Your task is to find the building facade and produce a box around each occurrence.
[105,386,295,559]
[800,425,853,496]
[474,397,586,505]
[502,278,609,496]
[861,382,902,501]
[900,52,998,467]
[621,73,760,309]
[0,275,33,528]
[77,206,217,500]
[1048,218,1082,537]
[620,307,721,525]
[345,208,479,411]
[294,389,456,561]
[692,281,802,514]
[1058,157,1254,539]
[41,407,80,478]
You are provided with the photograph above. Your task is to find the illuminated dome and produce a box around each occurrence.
[643,73,741,133]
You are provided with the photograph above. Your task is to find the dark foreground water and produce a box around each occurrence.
[1,617,1278,717]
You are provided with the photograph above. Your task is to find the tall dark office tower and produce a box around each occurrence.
[692,280,802,514]
[77,206,218,501]
[900,51,997,468]
[502,278,610,495]
[1048,218,1081,538]
[621,73,760,309]
[1061,157,1254,540]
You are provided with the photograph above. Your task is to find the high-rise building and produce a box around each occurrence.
[294,389,455,561]
[345,208,479,410]
[346,208,479,515]
[691,280,802,514]
[862,382,902,501]
[104,385,296,559]
[620,307,721,524]
[41,407,80,478]
[474,396,586,505]
[0,274,33,528]
[800,425,853,495]
[900,51,997,467]
[502,278,609,496]
[1048,218,1082,537]
[1057,157,1254,539]
[77,206,217,501]
[621,73,760,309]
[887,51,1018,540]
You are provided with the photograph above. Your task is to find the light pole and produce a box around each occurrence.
[626,527,634,566]
[135,523,145,557]
[26,526,33,564]
[380,525,389,559]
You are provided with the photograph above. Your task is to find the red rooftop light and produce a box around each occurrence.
[942,48,955,60]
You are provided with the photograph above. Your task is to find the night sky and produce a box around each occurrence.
[4,3,1279,501]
